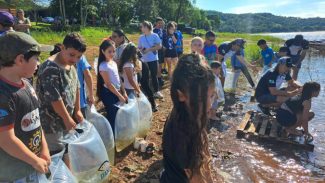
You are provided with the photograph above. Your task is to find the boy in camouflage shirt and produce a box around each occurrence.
[36,33,87,156]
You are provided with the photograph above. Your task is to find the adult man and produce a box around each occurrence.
[255,57,301,115]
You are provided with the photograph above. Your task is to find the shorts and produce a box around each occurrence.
[46,131,66,153]
[276,108,297,127]
[291,55,302,69]
[158,49,165,64]
[177,51,183,57]
[0,172,40,183]
[164,49,178,58]
[256,94,277,104]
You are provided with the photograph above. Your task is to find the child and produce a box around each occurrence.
[273,46,289,67]
[0,32,52,181]
[36,33,86,157]
[0,11,15,36]
[153,17,166,87]
[161,54,214,183]
[202,31,218,65]
[111,29,130,64]
[254,39,275,75]
[191,36,208,65]
[118,43,142,99]
[276,82,320,139]
[174,22,184,56]
[163,22,178,79]
[138,21,163,99]
[77,55,94,116]
[209,61,225,120]
[97,40,127,133]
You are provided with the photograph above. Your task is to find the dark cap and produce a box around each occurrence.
[0,11,14,26]
[232,38,246,48]
[0,32,53,64]
[278,56,293,67]
[294,34,304,45]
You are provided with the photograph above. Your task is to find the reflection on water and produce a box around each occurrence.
[211,50,325,182]
[259,31,325,41]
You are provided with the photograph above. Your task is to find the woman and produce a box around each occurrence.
[276,81,320,138]
[161,54,214,183]
[138,21,164,99]
[14,9,31,34]
[111,29,129,63]
[163,22,178,79]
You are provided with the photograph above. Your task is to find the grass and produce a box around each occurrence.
[30,25,284,64]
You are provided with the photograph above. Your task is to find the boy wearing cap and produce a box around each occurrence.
[0,11,15,36]
[217,38,256,87]
[0,32,53,181]
[285,35,309,80]
[253,39,275,75]
[255,57,302,115]
[36,33,86,157]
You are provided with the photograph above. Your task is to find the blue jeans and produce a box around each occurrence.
[100,87,119,134]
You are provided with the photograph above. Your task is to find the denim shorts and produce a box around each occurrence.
[256,94,277,104]
[276,108,297,127]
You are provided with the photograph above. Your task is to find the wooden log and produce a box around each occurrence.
[269,121,280,138]
[258,120,268,136]
[237,111,252,131]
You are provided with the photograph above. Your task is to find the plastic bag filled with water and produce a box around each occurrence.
[63,121,110,183]
[47,150,78,183]
[85,105,115,165]
[136,93,152,138]
[115,99,139,152]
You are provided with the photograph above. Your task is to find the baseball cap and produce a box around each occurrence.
[232,38,246,48]
[0,32,53,64]
[278,57,293,67]
[294,34,304,45]
[0,11,14,26]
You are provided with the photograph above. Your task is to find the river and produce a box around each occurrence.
[210,32,325,182]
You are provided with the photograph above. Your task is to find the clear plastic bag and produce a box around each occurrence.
[85,105,115,165]
[224,70,240,93]
[48,150,78,183]
[115,99,139,152]
[136,93,152,138]
[63,121,110,183]
[216,77,225,103]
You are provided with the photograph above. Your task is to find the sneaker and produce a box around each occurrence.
[258,104,271,116]
[154,92,164,99]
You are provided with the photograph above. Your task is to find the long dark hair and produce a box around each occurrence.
[118,43,138,73]
[169,54,215,178]
[97,40,115,101]
[113,29,130,44]
[301,81,321,101]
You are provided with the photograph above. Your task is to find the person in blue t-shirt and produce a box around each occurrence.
[253,39,275,75]
[153,17,166,87]
[202,31,218,65]
[76,55,94,116]
[174,23,183,56]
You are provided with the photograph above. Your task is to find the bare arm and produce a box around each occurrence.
[298,50,307,63]
[172,34,177,44]
[236,55,255,68]
[217,54,224,62]
[83,69,94,105]
[269,87,299,97]
[100,71,125,101]
[51,100,76,130]
[0,128,48,173]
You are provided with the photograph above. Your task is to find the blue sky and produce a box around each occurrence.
[195,0,325,18]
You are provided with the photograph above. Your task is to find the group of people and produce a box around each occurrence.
[0,9,31,36]
[0,11,322,183]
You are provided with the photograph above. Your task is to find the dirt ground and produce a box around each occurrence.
[84,44,253,183]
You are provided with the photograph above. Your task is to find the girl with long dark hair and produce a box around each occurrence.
[119,43,142,99]
[163,22,178,79]
[161,54,215,183]
[276,81,320,138]
[97,40,127,132]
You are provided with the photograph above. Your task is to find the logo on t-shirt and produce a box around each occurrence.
[269,79,275,84]
[0,109,8,120]
[28,129,42,154]
[21,108,41,132]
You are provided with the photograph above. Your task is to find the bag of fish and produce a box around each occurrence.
[64,121,110,182]
[85,105,115,165]
[136,93,152,138]
[115,99,139,152]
